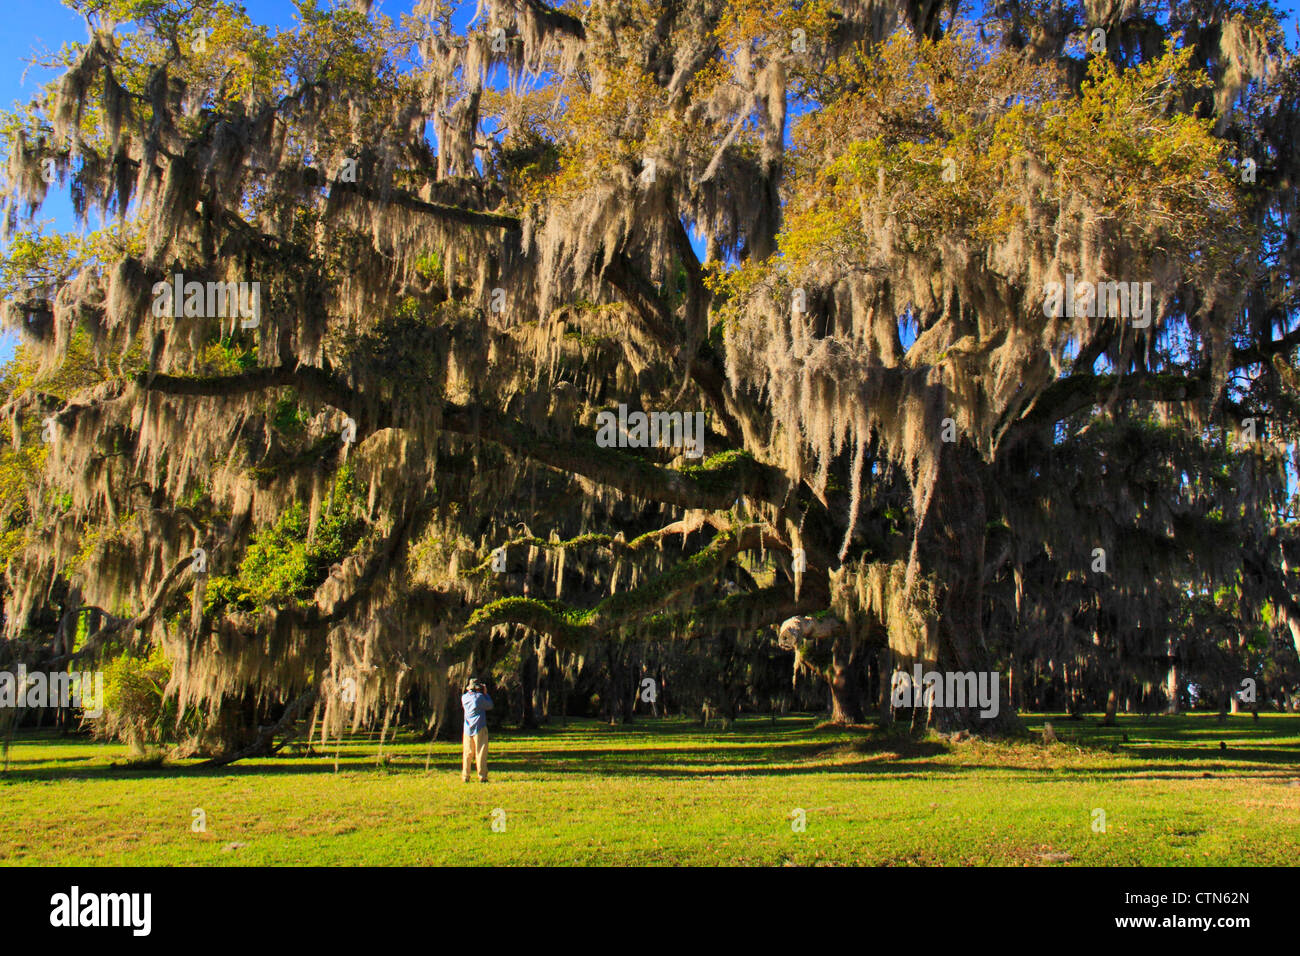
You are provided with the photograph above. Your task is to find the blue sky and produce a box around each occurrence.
[2,0,1299,364]
[0,0,307,362]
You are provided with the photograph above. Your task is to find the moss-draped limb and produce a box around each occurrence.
[139,363,842,575]
[1230,322,1300,371]
[195,686,319,769]
[136,365,359,410]
[138,367,785,509]
[48,553,196,666]
[515,0,587,41]
[636,586,821,642]
[442,407,780,508]
[273,491,438,633]
[321,172,751,445]
[319,171,522,233]
[444,524,771,659]
[247,433,345,484]
[999,372,1214,453]
[601,249,747,445]
[463,516,711,576]
[453,596,593,652]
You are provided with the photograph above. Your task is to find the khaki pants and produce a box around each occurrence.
[462,728,489,781]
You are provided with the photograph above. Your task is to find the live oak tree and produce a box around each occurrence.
[2,0,1298,754]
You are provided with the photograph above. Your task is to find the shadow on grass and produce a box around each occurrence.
[3,715,1297,785]
[0,724,944,782]
[1117,744,1299,764]
[1022,713,1300,744]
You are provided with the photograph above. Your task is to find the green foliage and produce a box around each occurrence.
[717,33,1246,312]
[494,129,561,195]
[197,338,257,375]
[270,394,307,436]
[204,465,364,612]
[414,250,444,284]
[96,645,190,754]
[679,449,756,493]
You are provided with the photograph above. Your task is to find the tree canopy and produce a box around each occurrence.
[2,0,1299,755]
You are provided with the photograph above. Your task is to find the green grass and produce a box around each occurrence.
[1,713,1297,866]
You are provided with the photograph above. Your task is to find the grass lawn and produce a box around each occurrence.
[1,713,1297,866]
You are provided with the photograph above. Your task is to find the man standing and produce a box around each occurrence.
[461,678,493,783]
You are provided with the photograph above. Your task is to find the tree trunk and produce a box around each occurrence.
[1165,658,1180,714]
[519,636,539,729]
[1102,687,1119,725]
[559,651,568,728]
[536,637,555,724]
[622,645,639,724]
[899,440,1014,732]
[604,642,618,725]
[877,646,894,723]
[827,636,864,724]
[1068,665,1085,719]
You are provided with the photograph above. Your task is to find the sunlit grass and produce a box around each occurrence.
[1,713,1296,865]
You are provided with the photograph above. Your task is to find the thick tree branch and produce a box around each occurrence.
[137,366,786,510]
[48,554,196,665]
[195,688,319,768]
[1000,372,1211,454]
[442,523,774,657]
[602,250,745,445]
